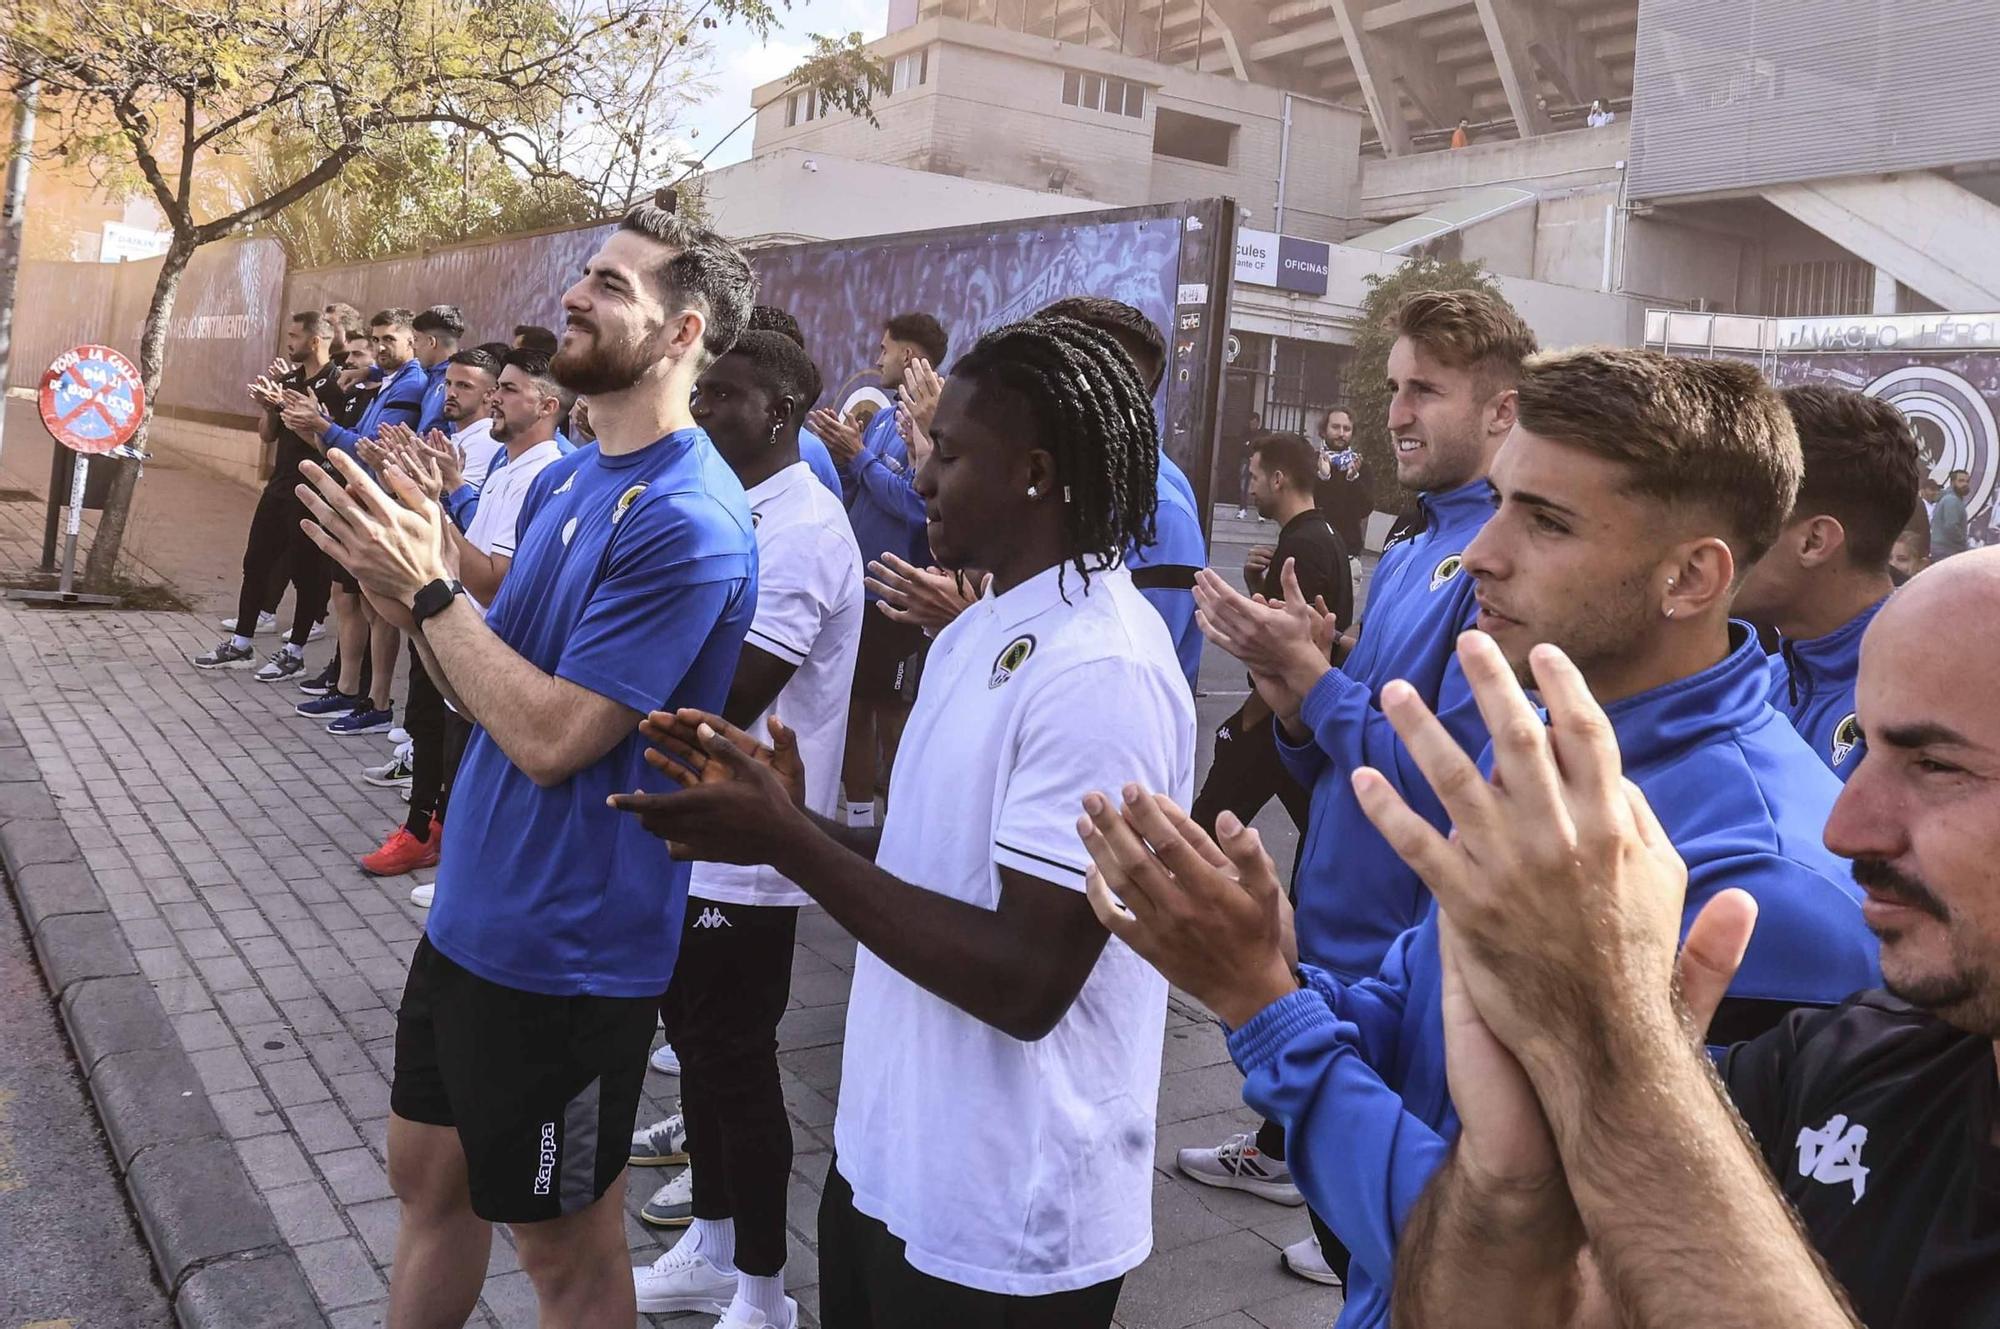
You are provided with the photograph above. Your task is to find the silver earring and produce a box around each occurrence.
[1664,605,1676,619]
[1063,484,1072,503]
[1027,486,1039,497]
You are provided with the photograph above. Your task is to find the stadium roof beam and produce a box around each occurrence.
[1325,0,1473,154]
[1472,0,1616,135]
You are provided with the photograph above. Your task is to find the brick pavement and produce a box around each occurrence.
[0,461,1345,1328]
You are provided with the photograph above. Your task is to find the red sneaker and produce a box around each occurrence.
[361,821,441,876]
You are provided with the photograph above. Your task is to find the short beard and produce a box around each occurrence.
[1858,857,2000,1035]
[552,322,667,397]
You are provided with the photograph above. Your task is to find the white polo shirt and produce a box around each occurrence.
[456,418,504,491]
[464,437,563,560]
[834,562,1196,1296]
[693,462,863,908]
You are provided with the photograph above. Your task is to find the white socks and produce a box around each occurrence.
[735,1272,788,1323]
[845,801,876,828]
[229,634,253,650]
[282,642,304,659]
[688,1216,737,1273]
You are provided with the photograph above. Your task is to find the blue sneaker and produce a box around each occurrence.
[296,691,362,718]
[328,706,394,736]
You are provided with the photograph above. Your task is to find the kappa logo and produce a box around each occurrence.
[692,906,731,929]
[1796,1113,1869,1202]
[553,473,576,495]
[990,635,1036,689]
[1429,554,1464,592]
[612,483,648,525]
[533,1121,558,1196]
[1831,713,1862,767]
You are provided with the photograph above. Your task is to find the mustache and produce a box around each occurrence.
[1852,858,1951,923]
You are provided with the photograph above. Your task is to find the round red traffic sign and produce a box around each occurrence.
[39,344,146,455]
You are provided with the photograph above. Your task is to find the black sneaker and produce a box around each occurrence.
[192,640,256,669]
[297,659,339,696]
[254,649,306,683]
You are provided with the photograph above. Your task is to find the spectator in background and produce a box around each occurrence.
[195,310,343,676]
[282,307,429,736]
[809,310,949,829]
[1236,411,1264,519]
[1450,118,1472,148]
[1891,516,1930,583]
[323,301,364,348]
[1932,468,1971,559]
[1921,475,1942,517]
[1191,430,1351,840]
[746,304,843,497]
[512,323,559,356]
[413,305,468,436]
[1314,405,1372,561]
[1586,98,1615,127]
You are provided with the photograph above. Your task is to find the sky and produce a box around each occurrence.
[678,0,889,170]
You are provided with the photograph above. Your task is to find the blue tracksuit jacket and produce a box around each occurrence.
[1127,449,1208,691]
[322,359,427,458]
[1766,596,1885,781]
[415,360,451,437]
[842,407,929,596]
[1277,478,1492,980]
[1227,625,1881,1329]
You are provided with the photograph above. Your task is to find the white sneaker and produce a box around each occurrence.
[307,620,327,642]
[387,725,411,747]
[717,1296,798,1329]
[632,1238,735,1314]
[1176,1132,1304,1205]
[409,882,434,907]
[649,1043,681,1075]
[219,610,279,634]
[629,1113,688,1166]
[1281,1234,1343,1287]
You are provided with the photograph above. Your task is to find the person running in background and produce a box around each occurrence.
[614,316,1193,1327]
[1735,385,1922,779]
[630,329,864,1329]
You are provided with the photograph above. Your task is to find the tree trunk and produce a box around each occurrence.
[83,235,192,589]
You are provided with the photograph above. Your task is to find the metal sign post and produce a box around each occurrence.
[8,342,143,608]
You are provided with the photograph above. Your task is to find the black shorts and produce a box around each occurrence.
[853,612,929,703]
[390,936,660,1224]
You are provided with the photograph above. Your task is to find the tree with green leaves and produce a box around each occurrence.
[1,0,882,586]
[1346,254,1506,515]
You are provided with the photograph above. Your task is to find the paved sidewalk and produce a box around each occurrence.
[0,459,1345,1327]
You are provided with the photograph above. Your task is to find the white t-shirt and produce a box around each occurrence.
[456,418,504,492]
[692,462,864,908]
[833,564,1196,1296]
[463,437,563,559]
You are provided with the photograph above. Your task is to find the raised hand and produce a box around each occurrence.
[896,404,935,470]
[900,357,943,430]
[1195,560,1331,720]
[1078,787,1298,1027]
[294,450,451,624]
[606,714,812,865]
[865,554,984,632]
[808,407,865,464]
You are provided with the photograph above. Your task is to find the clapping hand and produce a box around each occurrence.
[808,407,865,464]
[1195,561,1333,721]
[279,390,328,439]
[607,710,812,865]
[900,358,943,431]
[897,404,935,469]
[865,554,986,632]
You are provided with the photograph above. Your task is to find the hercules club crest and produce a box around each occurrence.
[1429,554,1464,592]
[990,635,1036,689]
[612,483,648,525]
[1831,713,1862,767]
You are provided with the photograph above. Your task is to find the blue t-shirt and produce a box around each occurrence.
[428,428,758,998]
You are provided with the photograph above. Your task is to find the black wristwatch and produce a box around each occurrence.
[410,578,462,627]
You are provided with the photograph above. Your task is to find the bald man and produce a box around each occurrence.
[1383,548,2000,1327]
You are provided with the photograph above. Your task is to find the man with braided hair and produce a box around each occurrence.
[610,315,1197,1324]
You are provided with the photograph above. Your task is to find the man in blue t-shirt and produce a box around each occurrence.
[295,201,758,1328]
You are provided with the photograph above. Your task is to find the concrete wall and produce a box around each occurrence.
[699,150,1102,245]
[749,17,1368,236]
[1455,205,1540,279]
[1620,213,1757,313]
[1361,125,1629,220]
[152,416,265,490]
[1533,186,1618,291]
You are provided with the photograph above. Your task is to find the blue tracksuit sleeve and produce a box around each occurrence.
[1228,939,1447,1299]
[445,483,478,532]
[850,447,927,526]
[321,420,363,455]
[1290,651,1480,831]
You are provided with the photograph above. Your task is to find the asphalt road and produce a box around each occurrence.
[0,875,173,1329]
